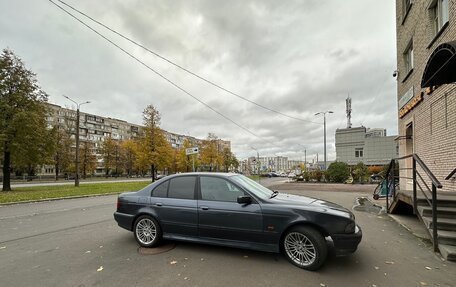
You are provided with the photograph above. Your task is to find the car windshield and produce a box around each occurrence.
[231,175,273,200]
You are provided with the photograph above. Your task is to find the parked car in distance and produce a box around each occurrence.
[114,173,362,271]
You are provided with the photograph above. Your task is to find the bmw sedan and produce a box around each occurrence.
[114,172,362,270]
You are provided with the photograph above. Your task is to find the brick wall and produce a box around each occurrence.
[396,0,456,192]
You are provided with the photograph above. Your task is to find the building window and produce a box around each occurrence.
[403,41,414,76]
[430,0,449,36]
[402,0,413,21]
[355,148,364,158]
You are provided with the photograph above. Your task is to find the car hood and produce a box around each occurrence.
[271,193,351,214]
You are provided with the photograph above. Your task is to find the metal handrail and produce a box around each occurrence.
[385,153,442,252]
[413,154,442,188]
[445,167,456,180]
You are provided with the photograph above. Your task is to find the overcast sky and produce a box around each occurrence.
[0,0,398,161]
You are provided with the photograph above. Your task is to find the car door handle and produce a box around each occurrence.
[201,206,209,210]
[155,203,163,207]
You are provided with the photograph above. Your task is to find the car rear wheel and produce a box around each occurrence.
[134,215,162,247]
[282,226,328,271]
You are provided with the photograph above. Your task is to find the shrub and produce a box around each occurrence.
[326,162,350,183]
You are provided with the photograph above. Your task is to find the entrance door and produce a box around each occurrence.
[405,123,414,190]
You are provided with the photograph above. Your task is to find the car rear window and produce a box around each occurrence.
[168,176,196,200]
[152,180,168,197]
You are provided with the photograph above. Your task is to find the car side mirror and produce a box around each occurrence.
[237,195,252,205]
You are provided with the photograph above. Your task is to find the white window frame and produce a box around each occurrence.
[355,148,364,158]
[404,40,414,75]
[429,0,449,36]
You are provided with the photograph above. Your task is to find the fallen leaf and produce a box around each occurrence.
[385,261,394,265]
[0,246,6,250]
[374,266,380,270]
[184,277,189,280]
[425,266,432,270]
[170,261,177,265]
[184,258,188,260]
[201,258,204,261]
[420,282,428,286]
[85,251,91,254]
[99,246,103,248]
[320,284,326,287]
[97,266,103,272]
[372,285,378,287]
[243,255,249,258]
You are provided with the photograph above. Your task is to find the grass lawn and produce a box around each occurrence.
[0,181,150,204]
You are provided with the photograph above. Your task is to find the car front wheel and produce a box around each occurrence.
[134,215,162,247]
[282,226,328,271]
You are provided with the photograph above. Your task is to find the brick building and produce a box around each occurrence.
[396,0,456,191]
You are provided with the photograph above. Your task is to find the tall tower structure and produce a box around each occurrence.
[346,96,352,128]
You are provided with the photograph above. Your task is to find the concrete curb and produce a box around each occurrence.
[0,192,122,206]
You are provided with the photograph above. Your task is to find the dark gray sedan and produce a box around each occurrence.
[114,172,362,270]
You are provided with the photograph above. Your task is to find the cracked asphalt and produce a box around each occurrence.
[0,178,455,287]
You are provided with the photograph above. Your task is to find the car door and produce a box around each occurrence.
[150,176,198,237]
[197,176,263,242]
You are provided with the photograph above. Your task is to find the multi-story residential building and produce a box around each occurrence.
[41,103,230,176]
[395,0,455,191]
[335,126,398,166]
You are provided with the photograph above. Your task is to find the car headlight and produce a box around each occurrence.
[345,222,356,233]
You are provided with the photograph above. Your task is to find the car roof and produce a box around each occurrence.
[166,172,238,178]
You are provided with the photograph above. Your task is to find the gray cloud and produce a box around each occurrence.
[0,0,397,161]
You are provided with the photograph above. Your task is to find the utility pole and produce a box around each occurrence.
[64,95,90,187]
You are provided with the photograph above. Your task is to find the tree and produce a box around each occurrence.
[120,139,137,177]
[140,104,169,181]
[200,133,222,172]
[80,141,97,178]
[100,135,117,176]
[54,128,74,180]
[0,48,51,191]
[326,162,350,183]
[353,162,369,183]
[222,147,238,172]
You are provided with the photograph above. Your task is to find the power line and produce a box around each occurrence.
[53,0,321,125]
[47,0,282,149]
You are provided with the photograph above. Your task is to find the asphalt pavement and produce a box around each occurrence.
[0,177,455,287]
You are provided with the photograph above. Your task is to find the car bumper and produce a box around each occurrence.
[114,212,135,231]
[331,225,362,254]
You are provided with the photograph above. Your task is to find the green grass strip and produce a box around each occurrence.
[0,181,150,204]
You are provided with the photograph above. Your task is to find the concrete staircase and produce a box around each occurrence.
[416,194,456,261]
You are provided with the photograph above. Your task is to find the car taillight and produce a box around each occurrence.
[116,198,121,211]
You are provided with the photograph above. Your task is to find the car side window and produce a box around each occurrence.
[168,176,196,200]
[152,180,168,197]
[200,176,245,202]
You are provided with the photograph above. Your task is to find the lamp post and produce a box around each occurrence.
[64,95,90,187]
[315,111,333,171]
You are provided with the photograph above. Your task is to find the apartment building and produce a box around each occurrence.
[41,103,230,176]
[395,0,455,190]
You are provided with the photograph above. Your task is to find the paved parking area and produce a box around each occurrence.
[0,180,455,286]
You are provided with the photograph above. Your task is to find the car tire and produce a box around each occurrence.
[134,215,162,248]
[282,226,328,271]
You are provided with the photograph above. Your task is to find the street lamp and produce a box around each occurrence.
[315,111,333,171]
[64,95,90,187]
[250,146,260,183]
